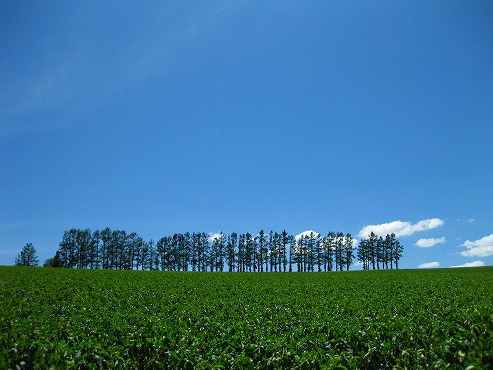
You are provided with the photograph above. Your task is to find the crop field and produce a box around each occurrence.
[1,267,492,369]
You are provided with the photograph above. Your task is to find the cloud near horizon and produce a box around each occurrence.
[208,232,225,242]
[460,234,493,257]
[415,237,446,248]
[295,230,320,241]
[358,218,444,238]
[451,260,485,268]
[418,261,440,269]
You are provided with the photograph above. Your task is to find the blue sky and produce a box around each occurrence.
[1,1,492,269]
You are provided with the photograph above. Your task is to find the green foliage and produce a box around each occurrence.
[14,243,39,267]
[43,251,64,268]
[1,267,492,369]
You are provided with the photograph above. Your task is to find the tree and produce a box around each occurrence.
[289,236,296,272]
[156,236,171,271]
[244,233,255,272]
[320,232,335,272]
[384,233,394,269]
[334,232,345,271]
[269,231,281,272]
[43,251,63,267]
[210,232,225,272]
[357,238,369,270]
[392,236,404,269]
[368,232,379,270]
[281,230,291,272]
[90,230,101,269]
[99,227,112,269]
[15,243,39,266]
[226,232,237,272]
[343,233,354,271]
[357,233,403,270]
[376,235,385,270]
[257,230,267,272]
[238,234,246,272]
[58,229,78,268]
[76,229,93,269]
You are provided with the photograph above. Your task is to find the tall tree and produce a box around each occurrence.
[393,236,404,269]
[76,229,92,269]
[316,233,323,272]
[99,227,112,269]
[281,230,290,272]
[357,238,369,270]
[146,239,158,270]
[127,232,143,270]
[90,230,101,269]
[226,232,237,272]
[321,232,336,272]
[289,236,296,272]
[295,236,305,272]
[269,231,281,272]
[140,240,150,270]
[384,233,393,269]
[156,236,171,271]
[376,235,385,270]
[210,232,225,272]
[334,232,345,271]
[244,233,255,272]
[368,232,379,270]
[309,232,319,272]
[238,234,246,272]
[15,243,39,266]
[58,229,79,268]
[257,230,267,272]
[343,233,354,271]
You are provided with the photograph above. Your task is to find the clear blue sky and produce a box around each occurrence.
[1,1,492,269]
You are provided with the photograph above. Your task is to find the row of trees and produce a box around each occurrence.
[357,232,403,270]
[49,228,403,272]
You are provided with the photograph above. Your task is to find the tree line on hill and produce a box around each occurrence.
[23,228,403,271]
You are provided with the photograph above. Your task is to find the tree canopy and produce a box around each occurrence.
[15,243,39,267]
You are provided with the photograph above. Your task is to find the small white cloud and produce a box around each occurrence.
[295,230,320,241]
[460,234,493,257]
[358,218,444,238]
[415,237,446,248]
[451,261,485,268]
[418,261,440,269]
[208,232,224,242]
[457,218,475,223]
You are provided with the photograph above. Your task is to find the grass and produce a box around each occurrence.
[1,266,492,369]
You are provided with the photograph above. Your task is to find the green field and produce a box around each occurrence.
[1,267,492,369]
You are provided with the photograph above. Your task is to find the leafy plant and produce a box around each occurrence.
[1,267,492,369]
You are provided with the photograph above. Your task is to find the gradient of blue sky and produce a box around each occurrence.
[1,1,492,268]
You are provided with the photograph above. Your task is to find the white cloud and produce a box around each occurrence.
[418,261,440,269]
[451,261,485,268]
[457,218,475,224]
[208,232,224,242]
[460,234,493,257]
[415,237,446,248]
[295,230,320,241]
[358,218,444,238]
